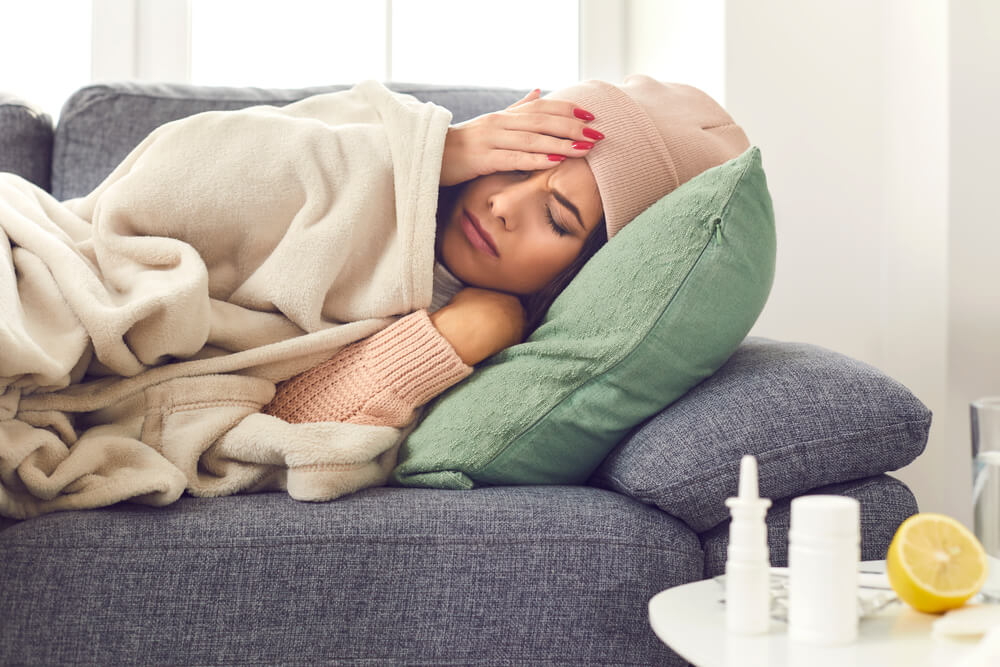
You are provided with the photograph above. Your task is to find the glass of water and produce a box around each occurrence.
[972,397,1000,598]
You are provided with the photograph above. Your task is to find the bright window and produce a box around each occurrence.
[190,0,579,90]
[0,0,93,118]
[1,0,588,118]
[391,0,578,90]
[190,0,387,88]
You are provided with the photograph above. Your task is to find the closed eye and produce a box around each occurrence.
[512,170,570,236]
[546,205,569,236]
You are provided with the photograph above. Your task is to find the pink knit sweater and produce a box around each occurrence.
[263,309,473,427]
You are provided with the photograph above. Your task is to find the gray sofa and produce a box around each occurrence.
[0,83,926,666]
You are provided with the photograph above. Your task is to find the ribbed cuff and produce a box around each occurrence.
[359,309,473,407]
[264,310,472,425]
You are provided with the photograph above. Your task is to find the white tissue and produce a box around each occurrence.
[954,626,1000,667]
[932,604,1000,639]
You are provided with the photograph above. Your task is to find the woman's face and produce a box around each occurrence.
[437,158,604,295]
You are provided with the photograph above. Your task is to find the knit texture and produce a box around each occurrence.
[263,310,472,426]
[547,75,749,239]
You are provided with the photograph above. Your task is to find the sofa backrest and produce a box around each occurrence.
[51,82,529,201]
[0,92,54,192]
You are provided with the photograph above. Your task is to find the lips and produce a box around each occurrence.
[461,210,499,258]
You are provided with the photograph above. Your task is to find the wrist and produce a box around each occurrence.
[439,125,476,187]
[429,305,478,365]
[439,127,458,187]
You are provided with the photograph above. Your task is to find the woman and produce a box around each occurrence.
[0,75,748,517]
[264,75,750,426]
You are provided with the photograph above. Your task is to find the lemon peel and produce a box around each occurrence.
[886,512,988,614]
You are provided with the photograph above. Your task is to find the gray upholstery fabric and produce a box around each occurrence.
[592,337,930,533]
[700,474,918,576]
[0,92,54,191]
[0,486,696,666]
[52,81,529,200]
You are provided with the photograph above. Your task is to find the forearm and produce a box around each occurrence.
[263,310,472,427]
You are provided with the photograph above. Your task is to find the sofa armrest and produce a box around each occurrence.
[0,92,53,191]
[700,474,918,576]
[590,337,930,533]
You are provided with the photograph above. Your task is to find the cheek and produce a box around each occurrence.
[440,223,474,278]
[508,238,582,291]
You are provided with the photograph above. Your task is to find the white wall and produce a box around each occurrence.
[875,0,956,519]
[625,0,725,104]
[629,0,1000,525]
[726,0,888,362]
[726,0,967,524]
[948,0,1000,519]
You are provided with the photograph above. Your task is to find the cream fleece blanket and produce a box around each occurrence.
[0,81,452,519]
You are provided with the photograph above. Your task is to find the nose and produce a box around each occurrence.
[488,195,506,230]
[489,183,526,231]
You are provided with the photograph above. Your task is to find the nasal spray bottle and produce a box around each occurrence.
[725,455,772,635]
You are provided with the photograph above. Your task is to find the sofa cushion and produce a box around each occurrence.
[393,146,775,490]
[52,82,530,200]
[0,487,697,666]
[591,338,931,533]
[700,474,919,576]
[0,93,53,191]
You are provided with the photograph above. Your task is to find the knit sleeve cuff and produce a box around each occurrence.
[263,309,472,425]
[360,309,474,409]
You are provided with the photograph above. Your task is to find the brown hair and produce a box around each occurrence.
[519,219,607,336]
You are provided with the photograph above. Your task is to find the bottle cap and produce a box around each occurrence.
[790,495,860,539]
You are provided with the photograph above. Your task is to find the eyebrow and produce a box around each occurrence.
[552,187,585,232]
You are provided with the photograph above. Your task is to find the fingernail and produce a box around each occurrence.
[547,154,566,162]
[573,108,595,121]
[571,141,594,150]
[582,127,605,141]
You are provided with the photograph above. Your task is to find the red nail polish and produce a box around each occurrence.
[547,154,566,162]
[573,108,595,121]
[571,141,594,150]
[582,127,605,141]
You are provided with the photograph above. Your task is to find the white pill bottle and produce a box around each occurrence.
[787,495,861,645]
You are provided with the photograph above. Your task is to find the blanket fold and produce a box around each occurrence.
[0,81,452,518]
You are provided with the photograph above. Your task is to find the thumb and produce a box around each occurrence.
[506,88,541,110]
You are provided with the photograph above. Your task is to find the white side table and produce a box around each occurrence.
[648,562,981,667]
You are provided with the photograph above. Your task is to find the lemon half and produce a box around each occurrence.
[886,512,989,614]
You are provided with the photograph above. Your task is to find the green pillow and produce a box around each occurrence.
[392,146,775,489]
